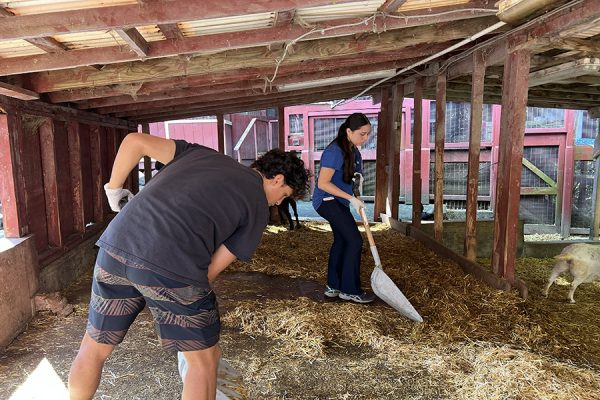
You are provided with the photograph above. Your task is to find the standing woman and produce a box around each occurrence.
[313,112,375,304]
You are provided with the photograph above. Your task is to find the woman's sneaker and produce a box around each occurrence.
[339,291,375,304]
[324,285,341,298]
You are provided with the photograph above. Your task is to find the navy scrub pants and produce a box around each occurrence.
[316,199,363,295]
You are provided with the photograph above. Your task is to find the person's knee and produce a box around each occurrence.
[183,344,221,371]
[76,333,115,365]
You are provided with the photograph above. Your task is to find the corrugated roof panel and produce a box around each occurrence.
[52,27,164,50]
[0,39,46,58]
[3,0,137,15]
[52,30,127,50]
[179,13,274,37]
[136,25,168,42]
[397,0,472,13]
[295,0,384,23]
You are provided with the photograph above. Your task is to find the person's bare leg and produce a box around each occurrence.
[69,332,115,400]
[181,344,222,400]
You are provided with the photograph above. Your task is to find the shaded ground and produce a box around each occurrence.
[1,222,599,399]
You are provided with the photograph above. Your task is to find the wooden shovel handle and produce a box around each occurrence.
[359,206,376,248]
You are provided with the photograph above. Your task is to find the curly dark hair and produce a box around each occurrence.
[251,149,311,198]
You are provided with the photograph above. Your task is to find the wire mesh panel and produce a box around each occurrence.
[427,102,494,144]
[574,110,600,143]
[525,107,565,129]
[571,160,595,229]
[520,146,559,225]
[521,146,559,187]
[428,160,491,197]
[313,116,378,151]
[519,195,556,225]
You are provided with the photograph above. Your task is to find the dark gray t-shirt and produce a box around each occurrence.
[97,140,269,287]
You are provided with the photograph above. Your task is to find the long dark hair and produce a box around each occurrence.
[333,112,371,183]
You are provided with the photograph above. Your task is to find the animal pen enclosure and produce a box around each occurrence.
[1,0,600,398]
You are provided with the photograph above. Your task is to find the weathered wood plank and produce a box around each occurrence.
[0,9,495,75]
[67,122,86,234]
[412,78,423,227]
[0,82,39,101]
[27,17,499,93]
[0,113,28,237]
[464,51,485,261]
[387,83,403,220]
[115,28,149,57]
[374,86,391,222]
[433,71,446,242]
[492,49,530,284]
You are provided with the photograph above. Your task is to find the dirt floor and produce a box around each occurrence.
[1,222,599,399]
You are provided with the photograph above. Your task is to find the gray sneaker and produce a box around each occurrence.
[339,291,375,304]
[324,285,340,298]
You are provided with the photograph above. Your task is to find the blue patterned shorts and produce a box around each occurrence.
[87,248,220,352]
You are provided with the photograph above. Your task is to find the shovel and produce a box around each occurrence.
[359,207,423,322]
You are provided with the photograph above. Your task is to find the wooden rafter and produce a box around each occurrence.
[47,43,448,103]
[379,0,408,13]
[0,8,496,76]
[273,10,296,27]
[0,6,68,54]
[27,17,497,93]
[115,28,149,57]
[157,23,184,40]
[0,0,361,40]
[0,82,39,100]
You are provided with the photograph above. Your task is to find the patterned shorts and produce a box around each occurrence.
[87,248,220,352]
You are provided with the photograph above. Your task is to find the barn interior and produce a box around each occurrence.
[1,0,600,398]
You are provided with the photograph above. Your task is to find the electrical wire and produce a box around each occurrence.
[263,7,498,92]
[330,0,585,108]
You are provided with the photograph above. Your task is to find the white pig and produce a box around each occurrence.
[543,243,600,303]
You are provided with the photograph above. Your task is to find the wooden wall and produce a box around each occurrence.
[0,96,136,266]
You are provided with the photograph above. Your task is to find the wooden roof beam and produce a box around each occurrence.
[1,7,68,53]
[47,43,444,103]
[273,10,296,27]
[115,80,378,118]
[115,28,149,57]
[157,23,184,40]
[135,88,366,123]
[77,57,431,109]
[28,17,497,93]
[0,0,361,40]
[379,0,408,14]
[0,8,496,76]
[0,82,39,100]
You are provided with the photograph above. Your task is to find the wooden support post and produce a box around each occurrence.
[39,120,73,247]
[591,157,600,239]
[387,84,403,220]
[0,113,28,237]
[89,125,105,223]
[374,86,392,222]
[141,122,152,185]
[217,113,225,154]
[66,121,86,234]
[434,72,446,242]
[412,78,423,227]
[492,49,530,283]
[464,52,486,261]
[278,105,286,150]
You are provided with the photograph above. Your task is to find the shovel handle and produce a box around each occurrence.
[359,207,375,248]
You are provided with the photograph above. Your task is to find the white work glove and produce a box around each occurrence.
[352,172,364,197]
[349,196,365,215]
[104,183,134,212]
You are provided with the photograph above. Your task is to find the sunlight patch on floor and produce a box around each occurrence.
[9,358,67,400]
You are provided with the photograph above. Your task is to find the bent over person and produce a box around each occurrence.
[68,133,310,400]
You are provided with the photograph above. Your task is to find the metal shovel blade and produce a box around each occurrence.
[371,266,423,322]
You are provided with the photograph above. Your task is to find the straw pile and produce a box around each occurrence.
[222,222,600,399]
